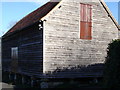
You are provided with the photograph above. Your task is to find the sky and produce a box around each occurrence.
[0,0,119,37]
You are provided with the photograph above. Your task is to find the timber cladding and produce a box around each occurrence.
[2,23,43,78]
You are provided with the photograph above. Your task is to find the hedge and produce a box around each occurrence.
[103,39,120,88]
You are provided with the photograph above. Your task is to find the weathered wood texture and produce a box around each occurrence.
[2,23,43,77]
[43,0,118,77]
[2,33,19,72]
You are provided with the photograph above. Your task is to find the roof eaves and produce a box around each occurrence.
[2,21,39,38]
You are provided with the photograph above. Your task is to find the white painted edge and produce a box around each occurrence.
[41,0,62,21]
[43,20,46,74]
[41,0,119,30]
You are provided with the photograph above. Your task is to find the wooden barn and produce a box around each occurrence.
[2,0,120,85]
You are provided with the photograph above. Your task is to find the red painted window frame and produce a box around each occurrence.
[80,3,92,40]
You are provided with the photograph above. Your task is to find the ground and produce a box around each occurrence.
[0,82,14,89]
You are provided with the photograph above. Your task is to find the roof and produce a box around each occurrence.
[99,0,120,30]
[4,1,59,36]
[3,0,119,37]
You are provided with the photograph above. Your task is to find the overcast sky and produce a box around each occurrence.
[0,0,119,37]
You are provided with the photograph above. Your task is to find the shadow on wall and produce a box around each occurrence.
[45,63,104,78]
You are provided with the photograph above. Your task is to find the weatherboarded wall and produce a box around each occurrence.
[2,33,19,72]
[18,23,43,77]
[2,23,43,78]
[43,0,118,77]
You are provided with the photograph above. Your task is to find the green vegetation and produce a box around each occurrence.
[103,39,120,88]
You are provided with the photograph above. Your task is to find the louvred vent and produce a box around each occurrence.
[80,3,92,40]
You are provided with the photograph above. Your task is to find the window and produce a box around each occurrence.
[11,47,18,72]
[80,3,92,40]
[11,47,18,60]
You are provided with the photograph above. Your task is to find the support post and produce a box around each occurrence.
[31,77,34,87]
[40,78,48,88]
[9,72,11,81]
[14,74,17,80]
[14,73,17,84]
[22,76,25,84]
[93,78,98,84]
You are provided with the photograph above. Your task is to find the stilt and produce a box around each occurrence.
[31,77,34,87]
[93,78,98,84]
[26,76,30,85]
[14,74,17,84]
[9,72,11,81]
[14,74,17,80]
[40,79,48,88]
[22,76,25,84]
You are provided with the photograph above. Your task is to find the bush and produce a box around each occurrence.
[103,39,120,88]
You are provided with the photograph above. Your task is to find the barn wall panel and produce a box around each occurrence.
[2,23,43,78]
